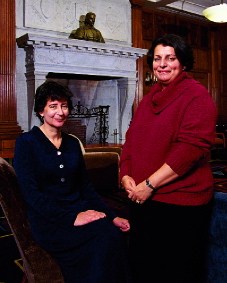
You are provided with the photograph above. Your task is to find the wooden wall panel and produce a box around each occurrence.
[190,72,209,89]
[141,9,213,100]
[193,49,210,72]
[0,0,22,158]
[131,2,145,110]
[139,8,227,123]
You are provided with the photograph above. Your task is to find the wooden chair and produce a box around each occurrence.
[0,157,64,283]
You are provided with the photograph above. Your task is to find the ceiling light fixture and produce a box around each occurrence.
[203,0,227,23]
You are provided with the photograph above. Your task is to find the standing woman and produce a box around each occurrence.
[120,34,217,283]
[13,80,132,283]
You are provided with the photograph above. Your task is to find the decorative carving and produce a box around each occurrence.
[22,0,131,43]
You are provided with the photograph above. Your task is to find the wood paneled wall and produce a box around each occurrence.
[130,1,227,124]
[131,1,144,112]
[0,0,22,158]
[217,26,227,123]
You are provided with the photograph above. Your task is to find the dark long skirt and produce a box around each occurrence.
[39,218,132,283]
[129,199,213,283]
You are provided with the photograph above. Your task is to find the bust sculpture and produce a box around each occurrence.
[69,12,105,43]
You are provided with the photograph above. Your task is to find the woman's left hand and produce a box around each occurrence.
[113,217,130,232]
[129,181,154,204]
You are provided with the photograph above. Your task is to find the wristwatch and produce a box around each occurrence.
[145,179,156,191]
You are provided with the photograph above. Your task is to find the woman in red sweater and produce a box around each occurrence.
[120,34,217,283]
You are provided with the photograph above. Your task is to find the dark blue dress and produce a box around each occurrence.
[13,126,132,283]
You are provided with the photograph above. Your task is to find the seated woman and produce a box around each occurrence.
[13,80,132,283]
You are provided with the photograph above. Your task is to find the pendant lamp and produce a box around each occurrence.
[203,0,227,23]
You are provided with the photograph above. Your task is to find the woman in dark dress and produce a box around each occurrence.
[13,80,132,283]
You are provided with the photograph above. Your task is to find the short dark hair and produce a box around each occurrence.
[147,34,194,71]
[34,80,73,122]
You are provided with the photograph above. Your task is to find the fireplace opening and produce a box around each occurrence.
[47,72,121,144]
[63,102,110,145]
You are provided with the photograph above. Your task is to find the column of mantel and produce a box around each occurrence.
[0,0,22,158]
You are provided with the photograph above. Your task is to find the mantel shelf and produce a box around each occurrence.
[17,33,147,60]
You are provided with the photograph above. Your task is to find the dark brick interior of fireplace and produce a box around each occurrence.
[62,119,86,145]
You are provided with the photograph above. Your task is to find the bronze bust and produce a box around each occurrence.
[69,12,105,43]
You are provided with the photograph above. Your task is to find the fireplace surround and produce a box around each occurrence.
[16,33,147,144]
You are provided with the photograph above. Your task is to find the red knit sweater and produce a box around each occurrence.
[120,72,217,206]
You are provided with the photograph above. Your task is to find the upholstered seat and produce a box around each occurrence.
[84,151,130,218]
[0,157,64,283]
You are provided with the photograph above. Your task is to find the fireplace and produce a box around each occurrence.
[16,33,147,144]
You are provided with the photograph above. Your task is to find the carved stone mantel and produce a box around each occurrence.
[16,33,147,143]
[17,33,146,77]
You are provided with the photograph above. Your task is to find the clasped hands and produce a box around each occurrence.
[121,175,153,204]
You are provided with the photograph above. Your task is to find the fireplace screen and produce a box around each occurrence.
[63,102,110,145]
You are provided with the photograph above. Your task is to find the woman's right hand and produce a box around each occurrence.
[74,210,106,226]
[121,175,137,195]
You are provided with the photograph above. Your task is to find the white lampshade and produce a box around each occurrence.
[203,3,227,23]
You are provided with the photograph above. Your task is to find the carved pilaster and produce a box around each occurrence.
[0,0,22,158]
[130,1,145,111]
